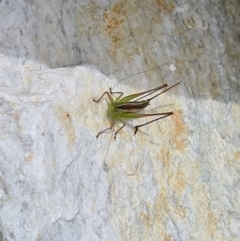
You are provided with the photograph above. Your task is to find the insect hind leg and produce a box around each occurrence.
[134,112,173,135]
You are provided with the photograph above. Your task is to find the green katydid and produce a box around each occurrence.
[93,79,182,140]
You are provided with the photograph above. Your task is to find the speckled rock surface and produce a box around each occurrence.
[0,0,239,240]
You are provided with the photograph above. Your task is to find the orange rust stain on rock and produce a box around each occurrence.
[170,111,188,152]
[175,205,187,219]
[158,188,169,210]
[160,147,172,168]
[103,12,124,32]
[232,151,240,162]
[174,172,187,196]
[163,233,173,241]
[103,3,125,45]
[228,151,240,169]
[207,210,217,237]
[140,210,173,240]
[156,0,175,13]
[24,152,34,162]
[140,211,153,234]
[54,106,76,146]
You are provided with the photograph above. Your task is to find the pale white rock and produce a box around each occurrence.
[1,55,239,241]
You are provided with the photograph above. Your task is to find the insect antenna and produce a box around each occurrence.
[94,130,113,189]
[111,63,169,90]
[135,81,182,102]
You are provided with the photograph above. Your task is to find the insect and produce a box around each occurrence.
[93,79,182,140]
[90,68,182,237]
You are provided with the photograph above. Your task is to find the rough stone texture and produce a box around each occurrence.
[0,0,239,240]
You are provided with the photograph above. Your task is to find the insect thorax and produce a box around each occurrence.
[107,102,116,116]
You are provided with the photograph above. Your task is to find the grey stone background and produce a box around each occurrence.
[0,0,239,240]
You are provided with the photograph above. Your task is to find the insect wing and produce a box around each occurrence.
[115,100,149,113]
[119,84,167,103]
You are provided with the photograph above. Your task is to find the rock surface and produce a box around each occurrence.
[0,0,239,240]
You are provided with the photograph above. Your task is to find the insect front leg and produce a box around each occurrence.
[134,112,173,135]
[109,88,123,101]
[96,118,115,138]
[113,119,125,140]
[93,91,113,103]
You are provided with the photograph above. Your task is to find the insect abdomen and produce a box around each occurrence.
[116,100,149,113]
